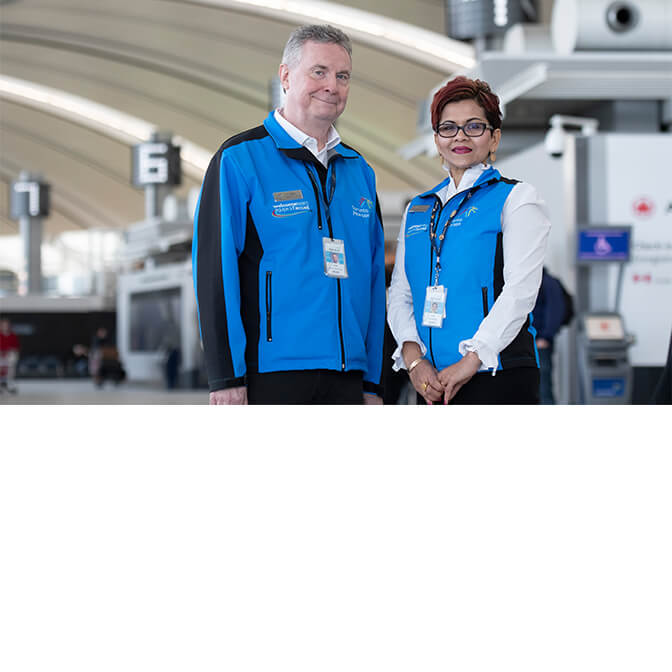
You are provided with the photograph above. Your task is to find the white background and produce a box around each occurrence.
[1,407,670,672]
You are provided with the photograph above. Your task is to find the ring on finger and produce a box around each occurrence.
[422,381,429,391]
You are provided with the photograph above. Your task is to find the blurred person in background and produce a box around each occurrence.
[532,267,574,404]
[90,326,126,388]
[0,318,20,394]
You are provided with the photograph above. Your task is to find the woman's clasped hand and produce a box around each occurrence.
[408,353,482,405]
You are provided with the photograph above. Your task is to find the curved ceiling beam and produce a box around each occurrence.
[165,0,475,72]
[0,24,266,109]
[2,117,136,188]
[1,54,239,139]
[0,75,213,178]
[1,23,422,117]
[0,73,439,190]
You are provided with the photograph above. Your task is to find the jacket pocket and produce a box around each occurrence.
[481,286,489,317]
[265,271,272,342]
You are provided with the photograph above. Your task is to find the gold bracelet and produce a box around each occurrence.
[407,357,424,373]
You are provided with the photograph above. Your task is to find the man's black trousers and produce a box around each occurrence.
[247,369,363,405]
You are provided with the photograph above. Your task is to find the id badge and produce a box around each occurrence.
[422,285,446,328]
[323,238,348,278]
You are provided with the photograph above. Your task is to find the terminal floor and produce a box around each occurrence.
[0,380,207,404]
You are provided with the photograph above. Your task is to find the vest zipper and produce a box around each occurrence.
[482,286,489,317]
[424,179,498,368]
[427,195,441,369]
[265,271,272,341]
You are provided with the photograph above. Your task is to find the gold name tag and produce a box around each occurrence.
[273,190,303,202]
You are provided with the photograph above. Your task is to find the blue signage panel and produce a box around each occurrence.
[592,378,626,398]
[577,228,631,262]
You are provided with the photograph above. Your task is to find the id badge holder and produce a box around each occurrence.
[422,285,446,328]
[323,238,348,278]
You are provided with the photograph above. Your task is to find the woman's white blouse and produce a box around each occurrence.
[387,163,551,374]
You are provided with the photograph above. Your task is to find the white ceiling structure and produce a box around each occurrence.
[0,0,477,238]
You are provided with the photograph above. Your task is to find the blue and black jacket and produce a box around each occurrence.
[404,167,538,372]
[192,112,386,394]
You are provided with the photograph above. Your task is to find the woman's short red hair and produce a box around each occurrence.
[430,76,502,132]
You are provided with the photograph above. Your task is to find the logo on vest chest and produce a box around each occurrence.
[406,223,428,237]
[449,206,478,228]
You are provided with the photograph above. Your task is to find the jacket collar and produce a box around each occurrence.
[263,111,358,159]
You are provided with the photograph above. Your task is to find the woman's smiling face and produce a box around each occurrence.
[434,98,501,175]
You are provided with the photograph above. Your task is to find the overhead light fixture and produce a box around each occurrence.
[185,0,476,72]
[0,75,211,177]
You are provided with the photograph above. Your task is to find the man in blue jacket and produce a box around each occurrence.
[193,25,385,404]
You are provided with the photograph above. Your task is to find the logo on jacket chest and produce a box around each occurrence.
[272,189,310,218]
[352,197,373,218]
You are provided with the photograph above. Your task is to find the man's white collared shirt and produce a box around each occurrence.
[274,109,341,167]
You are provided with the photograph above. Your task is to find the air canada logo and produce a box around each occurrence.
[633,197,654,218]
[352,197,373,218]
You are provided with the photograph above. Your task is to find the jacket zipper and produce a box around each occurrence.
[307,162,346,370]
[305,168,323,231]
[266,271,272,341]
[482,286,489,317]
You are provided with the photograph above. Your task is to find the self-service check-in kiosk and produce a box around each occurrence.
[576,227,635,404]
[578,313,633,403]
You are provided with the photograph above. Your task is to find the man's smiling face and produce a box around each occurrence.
[280,40,352,129]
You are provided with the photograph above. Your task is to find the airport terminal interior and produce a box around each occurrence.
[1,0,671,404]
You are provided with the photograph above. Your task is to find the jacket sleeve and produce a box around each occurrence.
[192,148,251,392]
[362,191,386,396]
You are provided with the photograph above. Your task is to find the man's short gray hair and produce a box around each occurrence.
[281,24,352,68]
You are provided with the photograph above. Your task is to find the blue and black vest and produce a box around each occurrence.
[404,167,538,372]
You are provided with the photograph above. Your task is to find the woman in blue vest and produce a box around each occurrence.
[387,77,551,404]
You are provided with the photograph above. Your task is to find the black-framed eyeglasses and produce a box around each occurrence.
[434,122,493,138]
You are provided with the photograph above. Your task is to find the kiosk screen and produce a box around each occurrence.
[584,315,625,341]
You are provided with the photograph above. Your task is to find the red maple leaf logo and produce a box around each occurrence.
[633,197,654,217]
